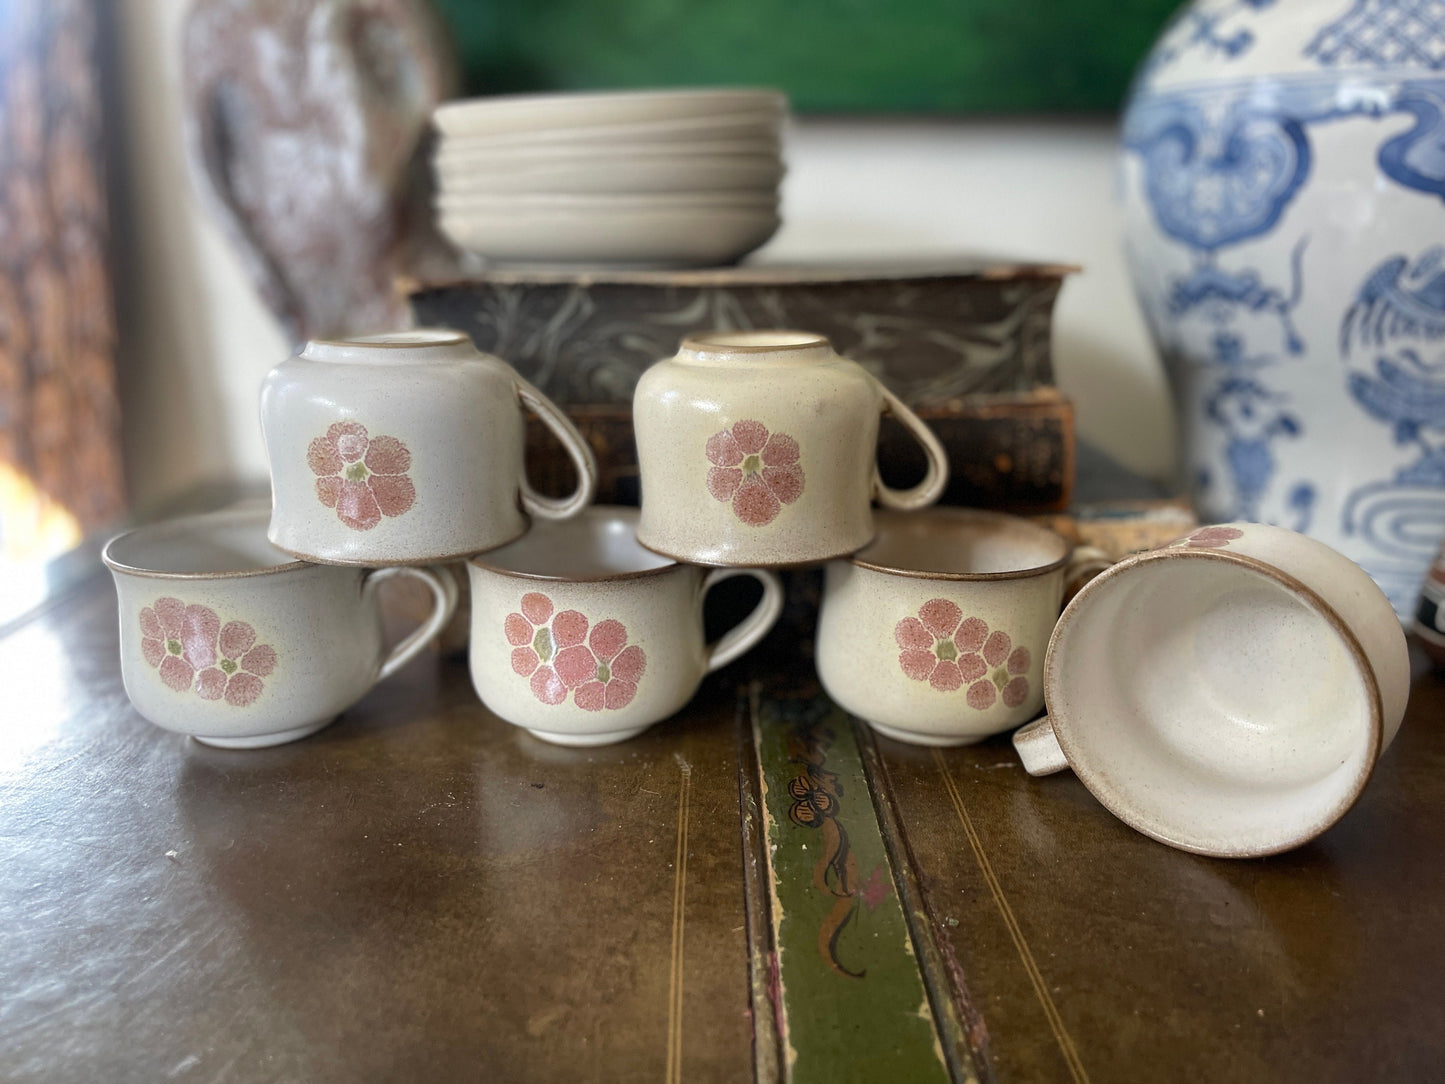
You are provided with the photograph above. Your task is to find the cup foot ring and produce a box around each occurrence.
[524,725,651,747]
[191,718,338,749]
[865,719,987,748]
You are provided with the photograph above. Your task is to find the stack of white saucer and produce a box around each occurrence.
[431,88,786,268]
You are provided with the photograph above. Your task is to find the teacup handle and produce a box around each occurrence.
[514,377,600,521]
[1013,715,1070,776]
[869,380,949,511]
[702,568,785,672]
[362,565,459,684]
[1064,545,1112,602]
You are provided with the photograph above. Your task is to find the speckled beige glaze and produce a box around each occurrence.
[1014,522,1412,858]
[467,507,783,746]
[632,330,948,567]
[817,509,1074,746]
[261,329,597,566]
[103,508,456,748]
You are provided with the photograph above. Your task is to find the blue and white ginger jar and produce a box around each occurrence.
[1121,0,1445,616]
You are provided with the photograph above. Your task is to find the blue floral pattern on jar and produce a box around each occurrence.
[1121,0,1445,616]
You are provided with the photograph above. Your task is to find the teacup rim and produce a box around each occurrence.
[102,508,310,581]
[467,506,681,584]
[466,557,680,585]
[1042,544,1384,858]
[846,507,1071,581]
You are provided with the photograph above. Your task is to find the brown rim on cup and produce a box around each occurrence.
[846,507,1071,580]
[1030,541,1386,859]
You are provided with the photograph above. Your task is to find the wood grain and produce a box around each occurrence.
[0,0,124,539]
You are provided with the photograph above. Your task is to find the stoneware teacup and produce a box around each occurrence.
[104,508,457,748]
[817,508,1105,746]
[632,330,949,566]
[1012,523,1411,858]
[260,328,598,566]
[467,506,784,746]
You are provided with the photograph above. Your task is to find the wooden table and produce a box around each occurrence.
[3,562,1443,1082]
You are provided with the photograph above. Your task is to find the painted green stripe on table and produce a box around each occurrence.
[753,692,951,1084]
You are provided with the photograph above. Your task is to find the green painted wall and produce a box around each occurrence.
[432,0,1180,114]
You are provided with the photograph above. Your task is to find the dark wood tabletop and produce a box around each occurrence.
[3,562,1443,1083]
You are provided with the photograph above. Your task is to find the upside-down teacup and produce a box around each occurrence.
[817,509,1107,746]
[104,508,456,748]
[261,329,598,566]
[1013,523,1411,857]
[632,330,949,566]
[467,506,784,746]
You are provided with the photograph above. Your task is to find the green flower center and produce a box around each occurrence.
[596,662,611,683]
[935,640,957,662]
[533,626,553,663]
[741,453,763,476]
[166,639,182,656]
[992,667,1009,689]
[344,461,370,482]
[220,658,238,675]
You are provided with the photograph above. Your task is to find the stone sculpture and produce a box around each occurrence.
[181,0,456,342]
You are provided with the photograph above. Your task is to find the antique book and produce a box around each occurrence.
[408,260,1077,512]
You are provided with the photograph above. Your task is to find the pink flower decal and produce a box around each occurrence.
[139,598,275,706]
[705,419,804,527]
[895,599,1031,710]
[505,592,646,709]
[1174,525,1245,549]
[307,421,416,531]
[574,619,647,712]
[505,591,566,705]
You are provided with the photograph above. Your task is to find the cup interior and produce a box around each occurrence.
[852,509,1069,578]
[473,507,673,580]
[104,510,298,577]
[1048,553,1378,856]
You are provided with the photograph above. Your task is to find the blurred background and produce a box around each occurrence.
[4,0,1182,616]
